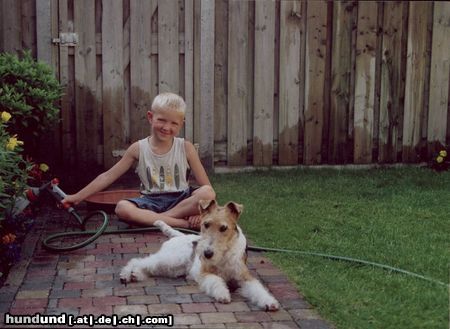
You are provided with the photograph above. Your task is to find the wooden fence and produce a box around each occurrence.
[1,0,449,171]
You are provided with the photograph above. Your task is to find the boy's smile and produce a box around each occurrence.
[148,110,184,142]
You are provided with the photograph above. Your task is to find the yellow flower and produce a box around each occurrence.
[1,111,12,123]
[6,135,24,151]
[439,150,447,157]
[436,156,444,163]
[39,163,50,172]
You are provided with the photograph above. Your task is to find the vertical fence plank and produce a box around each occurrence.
[199,0,214,169]
[379,1,407,163]
[130,0,153,142]
[329,1,356,164]
[253,0,275,166]
[427,2,450,151]
[184,0,194,142]
[304,0,328,165]
[2,0,21,55]
[403,2,432,162]
[22,0,36,57]
[227,0,248,165]
[102,0,124,168]
[36,0,51,64]
[58,0,76,167]
[214,0,228,152]
[354,1,378,164]
[74,0,98,168]
[158,0,179,93]
[279,0,302,165]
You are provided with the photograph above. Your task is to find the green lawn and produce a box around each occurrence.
[211,167,449,329]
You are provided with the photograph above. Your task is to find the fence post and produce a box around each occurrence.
[36,0,52,65]
[199,0,215,170]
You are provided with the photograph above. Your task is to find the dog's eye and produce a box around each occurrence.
[204,222,210,229]
[219,225,228,232]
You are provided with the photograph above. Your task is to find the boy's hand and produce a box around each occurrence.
[62,194,81,206]
[188,215,202,230]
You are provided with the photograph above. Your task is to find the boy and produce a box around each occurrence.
[63,92,215,229]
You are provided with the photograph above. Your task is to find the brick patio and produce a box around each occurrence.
[0,205,334,329]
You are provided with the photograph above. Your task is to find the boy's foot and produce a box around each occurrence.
[187,215,202,230]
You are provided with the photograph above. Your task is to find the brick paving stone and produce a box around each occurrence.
[159,294,193,304]
[214,301,250,312]
[64,282,95,290]
[181,302,217,313]
[147,303,182,314]
[82,288,113,298]
[59,297,93,308]
[269,309,294,321]
[49,289,81,298]
[191,324,226,329]
[267,283,301,300]
[93,296,126,306]
[114,304,148,315]
[15,290,49,299]
[144,285,177,295]
[8,307,45,315]
[200,312,237,324]
[113,286,145,296]
[126,294,159,305]
[173,313,202,326]
[191,293,215,303]
[0,291,17,303]
[226,323,264,329]
[12,298,48,309]
[46,307,79,316]
[234,311,273,323]
[79,305,113,316]
[288,309,321,321]
[176,284,201,294]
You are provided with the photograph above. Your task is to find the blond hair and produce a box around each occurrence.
[151,92,186,115]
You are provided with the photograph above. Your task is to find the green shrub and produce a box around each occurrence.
[0,51,63,153]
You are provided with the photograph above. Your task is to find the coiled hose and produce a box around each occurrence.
[41,210,447,287]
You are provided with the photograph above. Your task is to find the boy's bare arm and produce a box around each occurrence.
[185,141,212,187]
[63,142,139,205]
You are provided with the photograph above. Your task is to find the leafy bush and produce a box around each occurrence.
[0,51,63,153]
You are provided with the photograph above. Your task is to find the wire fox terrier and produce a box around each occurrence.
[120,200,279,311]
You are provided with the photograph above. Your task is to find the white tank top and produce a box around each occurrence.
[135,137,190,194]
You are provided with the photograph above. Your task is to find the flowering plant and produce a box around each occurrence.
[430,146,450,171]
[0,111,50,282]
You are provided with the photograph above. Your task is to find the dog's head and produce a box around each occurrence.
[196,200,244,263]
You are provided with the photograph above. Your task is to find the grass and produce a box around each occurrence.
[210,167,449,329]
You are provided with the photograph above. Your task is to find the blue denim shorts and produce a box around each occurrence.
[126,187,197,213]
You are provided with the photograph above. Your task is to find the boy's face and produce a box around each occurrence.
[147,109,184,142]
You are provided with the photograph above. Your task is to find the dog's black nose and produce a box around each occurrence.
[204,249,214,259]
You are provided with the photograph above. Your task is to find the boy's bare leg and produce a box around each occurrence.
[115,200,189,228]
[162,185,215,221]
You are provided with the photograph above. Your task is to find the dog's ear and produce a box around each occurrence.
[199,199,217,214]
[225,202,243,219]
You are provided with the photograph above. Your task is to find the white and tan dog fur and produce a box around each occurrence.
[120,200,279,311]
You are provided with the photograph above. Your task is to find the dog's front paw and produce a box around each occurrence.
[261,297,280,311]
[120,266,132,284]
[120,259,146,283]
[213,289,231,304]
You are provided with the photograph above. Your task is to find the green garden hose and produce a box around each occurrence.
[41,211,447,287]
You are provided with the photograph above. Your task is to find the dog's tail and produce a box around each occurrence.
[154,220,185,238]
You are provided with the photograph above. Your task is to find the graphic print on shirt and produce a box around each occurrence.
[146,167,153,190]
[174,164,180,189]
[159,166,165,191]
[144,163,183,192]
